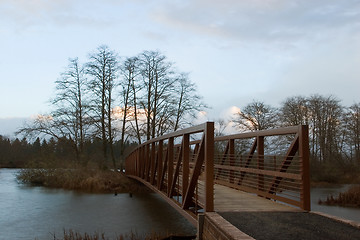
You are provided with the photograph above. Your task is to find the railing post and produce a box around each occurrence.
[138,148,141,177]
[145,144,150,181]
[229,139,235,183]
[157,140,163,190]
[182,134,190,198]
[205,122,214,212]
[167,137,174,197]
[141,146,145,179]
[134,149,137,176]
[150,142,156,185]
[257,136,264,194]
[299,125,311,211]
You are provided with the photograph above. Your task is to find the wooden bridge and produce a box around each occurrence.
[124,122,318,238]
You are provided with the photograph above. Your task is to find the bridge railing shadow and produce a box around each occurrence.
[125,122,310,222]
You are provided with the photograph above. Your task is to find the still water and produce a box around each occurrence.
[0,169,196,240]
[1,169,360,240]
[311,184,360,223]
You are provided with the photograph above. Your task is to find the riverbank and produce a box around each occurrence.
[57,229,196,240]
[16,168,151,194]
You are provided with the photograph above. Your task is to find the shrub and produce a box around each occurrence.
[319,185,360,207]
[17,168,150,194]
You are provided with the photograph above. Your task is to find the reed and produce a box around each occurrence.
[47,229,195,240]
[59,229,165,240]
[318,185,360,207]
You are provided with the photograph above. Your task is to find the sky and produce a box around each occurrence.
[1,0,360,136]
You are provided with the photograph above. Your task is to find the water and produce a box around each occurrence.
[2,169,360,239]
[311,184,360,223]
[0,169,196,240]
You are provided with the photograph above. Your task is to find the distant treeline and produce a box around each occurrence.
[0,135,136,169]
[2,94,360,183]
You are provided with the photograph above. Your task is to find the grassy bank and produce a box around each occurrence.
[318,185,360,208]
[17,168,150,194]
[51,229,175,240]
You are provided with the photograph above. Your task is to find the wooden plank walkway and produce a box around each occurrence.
[213,184,299,212]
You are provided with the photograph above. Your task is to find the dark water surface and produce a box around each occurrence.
[0,169,196,240]
[1,169,360,240]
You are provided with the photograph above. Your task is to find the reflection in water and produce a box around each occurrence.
[0,169,196,240]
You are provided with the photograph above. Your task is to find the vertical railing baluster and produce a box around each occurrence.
[141,146,145,179]
[150,142,156,185]
[157,140,163,190]
[167,137,174,197]
[229,139,235,183]
[182,134,189,200]
[299,125,310,211]
[145,144,150,181]
[257,136,264,194]
[205,122,214,212]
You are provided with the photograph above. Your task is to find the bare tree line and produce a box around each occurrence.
[231,96,360,169]
[18,45,206,168]
[16,45,359,177]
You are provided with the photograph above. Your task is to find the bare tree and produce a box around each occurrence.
[17,58,89,163]
[86,45,119,169]
[307,95,343,163]
[280,96,309,126]
[115,51,207,143]
[138,50,176,140]
[117,56,142,168]
[52,58,89,162]
[233,100,278,131]
[344,103,360,164]
[215,119,228,137]
[172,73,206,131]
[17,115,61,140]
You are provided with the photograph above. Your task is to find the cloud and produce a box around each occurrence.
[272,34,360,106]
[3,0,359,44]
[151,0,360,47]
[0,0,125,31]
[0,0,72,26]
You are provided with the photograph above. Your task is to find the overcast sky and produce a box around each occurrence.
[1,0,360,135]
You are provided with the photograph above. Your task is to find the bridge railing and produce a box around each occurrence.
[213,125,310,211]
[125,122,215,219]
[125,122,310,219]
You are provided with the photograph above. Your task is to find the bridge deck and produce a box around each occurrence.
[213,184,299,212]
